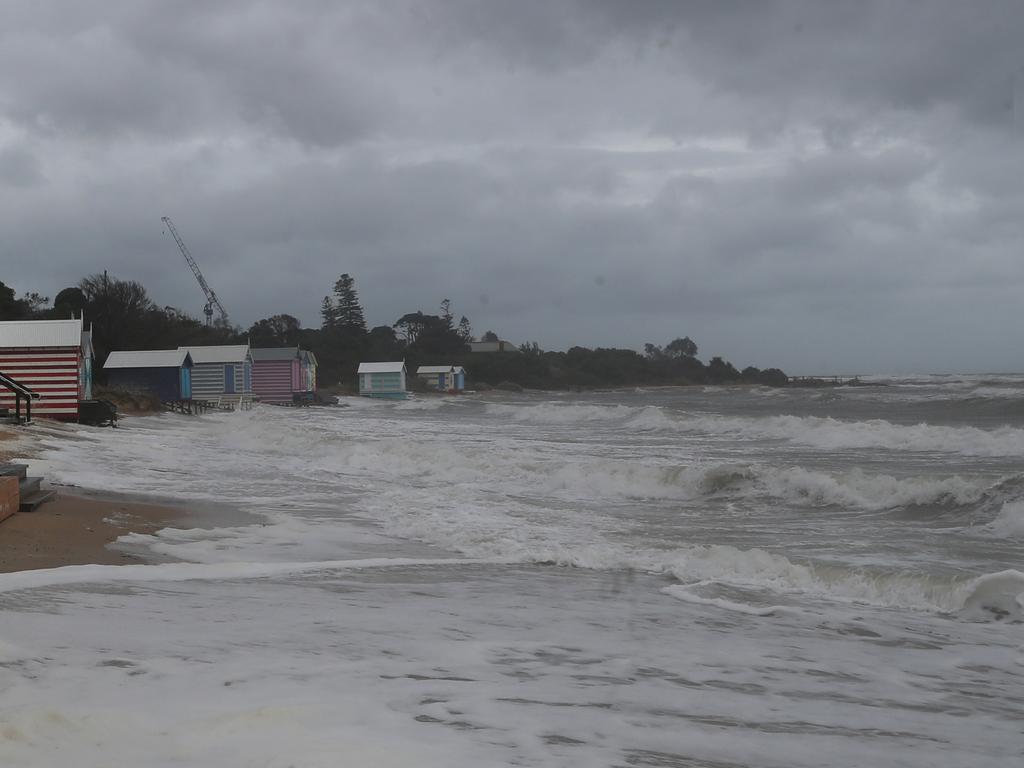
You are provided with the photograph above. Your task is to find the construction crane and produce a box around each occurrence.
[160,216,229,326]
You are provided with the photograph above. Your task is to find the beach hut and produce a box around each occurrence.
[104,349,193,401]
[300,350,318,399]
[0,318,93,421]
[357,361,407,398]
[178,344,253,401]
[251,347,301,404]
[415,365,466,392]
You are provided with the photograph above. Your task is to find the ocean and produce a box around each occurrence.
[2,377,1022,766]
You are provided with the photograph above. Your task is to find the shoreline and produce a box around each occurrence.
[0,490,189,573]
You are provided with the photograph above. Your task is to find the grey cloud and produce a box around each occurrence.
[0,145,42,187]
[3,1,1024,372]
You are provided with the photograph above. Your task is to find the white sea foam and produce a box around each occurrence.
[988,501,1024,537]
[0,557,489,594]
[485,402,643,424]
[6,387,1023,767]
[661,584,791,616]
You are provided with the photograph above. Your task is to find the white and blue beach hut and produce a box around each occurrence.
[357,361,407,399]
[178,344,253,401]
[415,365,466,392]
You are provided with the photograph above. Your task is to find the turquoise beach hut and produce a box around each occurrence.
[357,361,407,399]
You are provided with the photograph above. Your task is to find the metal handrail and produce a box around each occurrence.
[0,371,39,399]
[0,371,40,424]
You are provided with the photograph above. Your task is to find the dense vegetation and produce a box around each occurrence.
[1,275,788,390]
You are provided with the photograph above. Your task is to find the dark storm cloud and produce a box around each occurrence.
[2,0,1023,371]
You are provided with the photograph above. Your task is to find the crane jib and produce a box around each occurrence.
[160,216,229,326]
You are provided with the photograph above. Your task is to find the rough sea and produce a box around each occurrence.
[2,376,1023,767]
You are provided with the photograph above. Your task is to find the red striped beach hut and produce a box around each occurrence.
[250,347,301,404]
[0,318,93,421]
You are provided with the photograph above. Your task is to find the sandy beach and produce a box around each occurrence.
[0,491,187,573]
[0,425,187,572]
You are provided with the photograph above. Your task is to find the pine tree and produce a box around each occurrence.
[320,296,337,329]
[332,274,367,334]
[457,315,472,342]
[440,298,453,329]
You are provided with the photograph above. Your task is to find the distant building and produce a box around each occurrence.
[104,349,194,402]
[357,361,407,398]
[468,340,518,353]
[415,365,466,392]
[250,347,302,404]
[178,345,253,400]
[0,318,94,421]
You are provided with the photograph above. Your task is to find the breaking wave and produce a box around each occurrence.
[988,501,1024,538]
[482,401,1024,457]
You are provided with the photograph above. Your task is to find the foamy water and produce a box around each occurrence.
[3,380,1023,766]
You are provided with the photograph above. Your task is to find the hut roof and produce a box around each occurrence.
[301,350,318,365]
[105,349,192,369]
[416,365,455,374]
[0,318,84,348]
[178,345,250,364]
[251,347,299,361]
[358,361,406,374]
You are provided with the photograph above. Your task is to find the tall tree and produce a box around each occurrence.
[665,336,698,358]
[394,311,427,345]
[439,298,453,329]
[332,274,366,334]
[0,280,21,319]
[320,296,337,329]
[457,315,472,342]
[78,272,155,364]
[248,314,302,346]
[54,287,88,318]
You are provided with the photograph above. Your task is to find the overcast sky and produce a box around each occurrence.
[2,1,1023,373]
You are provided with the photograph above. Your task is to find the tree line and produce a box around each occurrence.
[1,274,788,390]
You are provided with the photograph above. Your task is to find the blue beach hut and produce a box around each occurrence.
[104,349,193,401]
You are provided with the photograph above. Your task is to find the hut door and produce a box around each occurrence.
[181,367,192,399]
[224,364,235,394]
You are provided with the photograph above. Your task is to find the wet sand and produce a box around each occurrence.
[0,491,188,573]
[0,422,187,572]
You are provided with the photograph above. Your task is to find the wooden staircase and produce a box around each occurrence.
[0,462,54,513]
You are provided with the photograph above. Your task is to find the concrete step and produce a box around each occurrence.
[19,490,55,512]
[0,463,29,480]
[19,476,42,498]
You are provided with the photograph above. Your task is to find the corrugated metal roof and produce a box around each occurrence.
[178,345,250,364]
[358,361,406,374]
[251,347,299,361]
[417,365,454,374]
[104,349,191,369]
[0,318,83,348]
